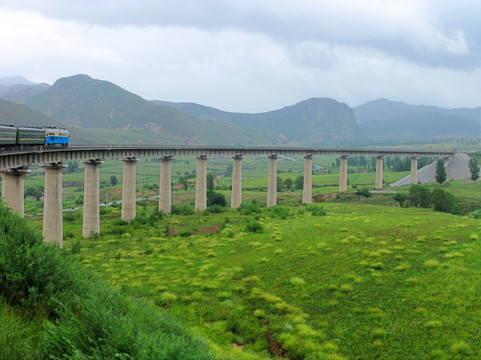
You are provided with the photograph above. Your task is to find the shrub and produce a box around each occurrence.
[269,206,290,219]
[432,189,459,215]
[171,205,194,215]
[306,204,326,216]
[206,191,226,207]
[239,202,261,215]
[246,221,264,233]
[408,185,432,208]
[356,188,371,197]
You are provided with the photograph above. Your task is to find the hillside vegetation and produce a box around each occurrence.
[0,201,215,360]
[24,74,255,145]
[156,98,367,146]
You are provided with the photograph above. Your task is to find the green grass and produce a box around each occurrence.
[43,201,481,360]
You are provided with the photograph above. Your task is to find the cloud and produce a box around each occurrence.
[0,2,480,111]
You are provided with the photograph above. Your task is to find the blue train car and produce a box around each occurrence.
[44,128,70,147]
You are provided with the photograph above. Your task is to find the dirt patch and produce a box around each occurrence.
[266,330,288,358]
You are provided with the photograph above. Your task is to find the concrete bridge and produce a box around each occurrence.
[0,145,454,246]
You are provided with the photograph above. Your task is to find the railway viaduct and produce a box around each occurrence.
[0,145,454,246]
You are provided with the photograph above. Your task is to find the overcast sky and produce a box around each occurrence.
[1,0,480,112]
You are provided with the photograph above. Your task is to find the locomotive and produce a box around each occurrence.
[0,125,69,149]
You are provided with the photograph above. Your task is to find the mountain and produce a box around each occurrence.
[25,74,254,145]
[0,83,50,104]
[0,76,34,86]
[155,98,367,145]
[354,98,481,140]
[0,98,186,145]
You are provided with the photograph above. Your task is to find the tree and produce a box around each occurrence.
[207,172,214,191]
[432,188,459,214]
[294,175,304,190]
[284,178,293,190]
[66,161,79,173]
[277,176,284,192]
[110,175,118,186]
[435,159,446,184]
[408,184,432,208]
[207,191,226,207]
[468,158,480,182]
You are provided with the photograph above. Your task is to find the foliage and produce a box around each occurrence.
[408,185,432,208]
[171,205,194,215]
[110,175,118,186]
[468,158,480,182]
[295,175,304,190]
[206,190,226,207]
[432,188,459,214]
[394,193,407,207]
[356,187,371,197]
[24,186,43,201]
[435,159,447,184]
[305,204,327,216]
[245,221,264,232]
[65,161,79,174]
[206,172,214,191]
[239,202,261,215]
[277,176,284,192]
[284,177,293,190]
[0,201,215,359]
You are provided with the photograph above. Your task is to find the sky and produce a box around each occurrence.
[1,0,481,112]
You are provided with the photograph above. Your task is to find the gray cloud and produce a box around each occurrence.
[0,1,480,111]
[3,0,479,69]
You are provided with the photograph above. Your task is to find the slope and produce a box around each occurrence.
[25,74,253,145]
[155,97,367,146]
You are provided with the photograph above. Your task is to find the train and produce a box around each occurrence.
[0,125,69,149]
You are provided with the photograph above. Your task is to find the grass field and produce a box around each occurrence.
[26,199,481,360]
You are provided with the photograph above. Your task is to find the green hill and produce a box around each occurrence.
[25,74,254,145]
[155,97,367,146]
[0,98,176,145]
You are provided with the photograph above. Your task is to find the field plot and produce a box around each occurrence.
[56,202,481,359]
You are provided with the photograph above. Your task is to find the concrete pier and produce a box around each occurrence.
[43,163,66,246]
[231,155,243,208]
[302,155,313,204]
[1,167,30,216]
[195,155,207,211]
[267,155,278,207]
[122,158,138,222]
[339,155,349,192]
[82,160,103,238]
[159,156,173,214]
[410,156,418,184]
[375,156,385,190]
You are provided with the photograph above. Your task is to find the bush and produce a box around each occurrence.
[305,204,326,216]
[206,191,226,207]
[239,202,261,215]
[432,189,460,215]
[269,206,290,219]
[356,188,371,197]
[171,205,194,215]
[246,221,264,233]
[408,185,432,208]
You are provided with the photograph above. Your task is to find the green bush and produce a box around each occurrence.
[305,204,327,216]
[432,189,460,215]
[239,202,261,215]
[246,221,264,233]
[171,205,194,215]
[356,188,371,197]
[269,206,290,219]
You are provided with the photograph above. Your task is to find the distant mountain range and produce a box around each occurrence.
[0,75,479,145]
[353,99,481,139]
